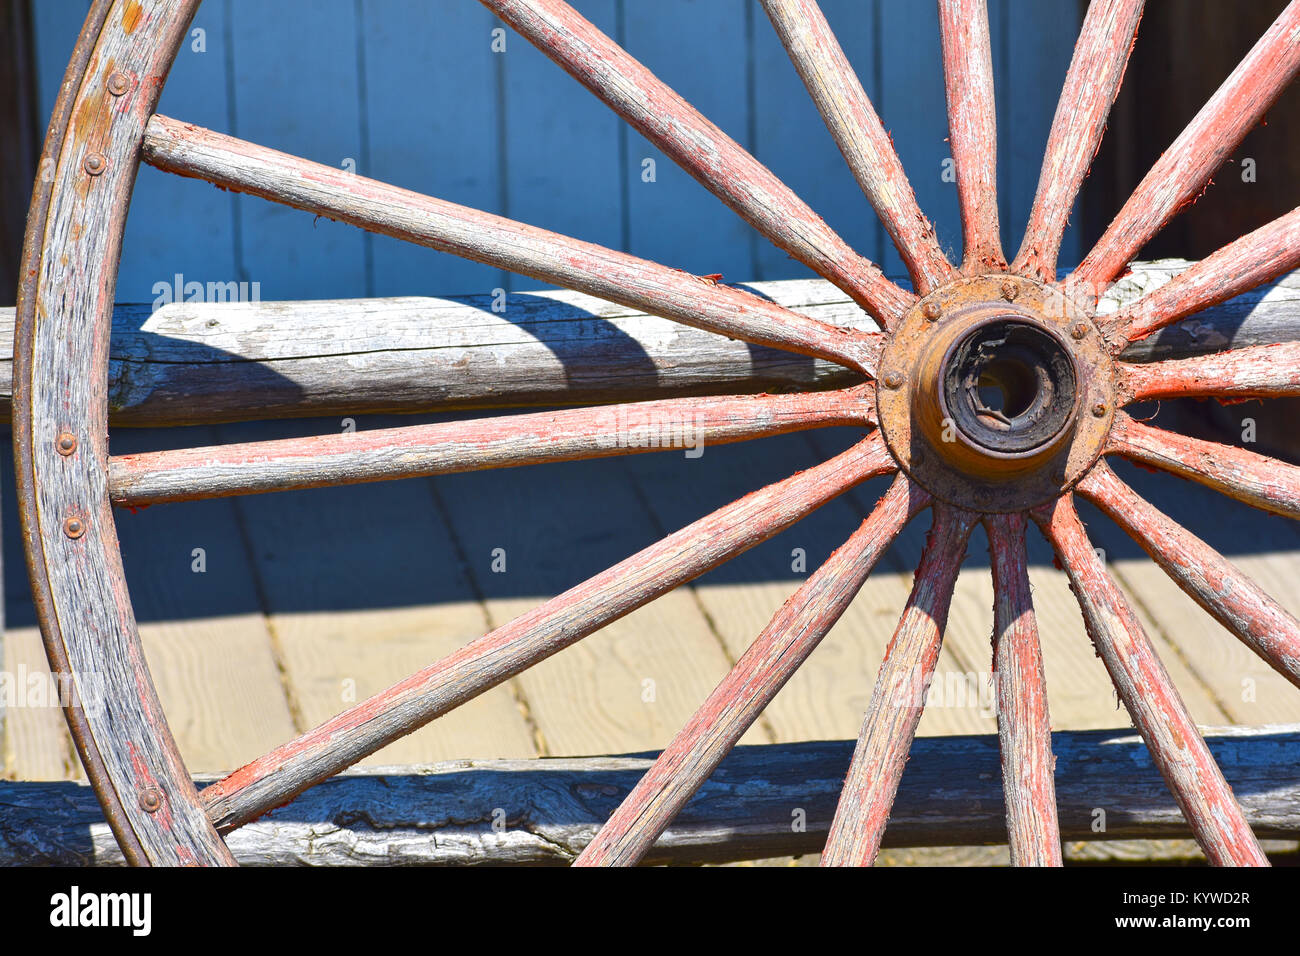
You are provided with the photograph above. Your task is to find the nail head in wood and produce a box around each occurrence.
[107,71,131,96]
[63,516,86,539]
[139,788,162,813]
[83,152,107,176]
[56,432,77,456]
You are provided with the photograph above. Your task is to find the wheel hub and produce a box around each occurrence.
[876,274,1114,513]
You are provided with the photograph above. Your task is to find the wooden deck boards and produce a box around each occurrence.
[5,419,1299,865]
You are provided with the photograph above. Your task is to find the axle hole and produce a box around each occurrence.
[976,358,1038,419]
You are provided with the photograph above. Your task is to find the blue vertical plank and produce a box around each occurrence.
[752,0,886,281]
[31,1,91,124]
[996,0,1084,269]
[118,0,238,303]
[227,0,367,299]
[879,0,962,274]
[620,0,753,279]
[361,0,506,297]
[497,0,622,291]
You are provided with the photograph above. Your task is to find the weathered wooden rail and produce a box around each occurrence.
[0,264,1296,427]
[3,726,1296,866]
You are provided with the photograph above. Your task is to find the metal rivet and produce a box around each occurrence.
[83,152,107,176]
[883,371,903,389]
[107,71,131,96]
[56,432,77,456]
[1070,321,1089,340]
[139,788,162,812]
[1000,281,1019,302]
[1091,402,1108,418]
[922,301,942,321]
[63,516,86,539]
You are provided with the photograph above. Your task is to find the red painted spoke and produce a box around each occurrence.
[1106,207,1300,346]
[479,0,914,328]
[1031,496,1266,866]
[142,115,882,374]
[108,387,875,506]
[199,434,897,832]
[938,0,1005,272]
[576,475,927,867]
[1108,412,1300,521]
[1079,461,1300,689]
[761,0,955,294]
[1013,0,1144,282]
[985,512,1061,867]
[821,503,976,866]
[1118,342,1300,402]
[1073,1,1300,291]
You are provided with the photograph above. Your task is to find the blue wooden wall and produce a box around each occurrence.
[33,0,1083,303]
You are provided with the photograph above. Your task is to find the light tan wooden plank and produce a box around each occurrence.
[105,427,302,772]
[267,604,538,764]
[432,451,759,756]
[216,417,537,765]
[136,615,298,774]
[2,626,76,781]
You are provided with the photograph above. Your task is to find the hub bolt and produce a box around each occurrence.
[1070,321,1089,340]
[1000,281,1019,301]
[883,371,904,389]
[1091,402,1108,418]
[922,301,942,321]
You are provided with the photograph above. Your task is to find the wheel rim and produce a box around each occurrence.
[17,0,1300,867]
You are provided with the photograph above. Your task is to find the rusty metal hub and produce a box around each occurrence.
[876,274,1114,513]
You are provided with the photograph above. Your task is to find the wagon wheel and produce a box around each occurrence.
[16,0,1300,867]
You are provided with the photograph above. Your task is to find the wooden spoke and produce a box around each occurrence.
[1106,207,1300,346]
[478,0,915,328]
[938,0,1004,272]
[576,475,927,867]
[199,435,897,832]
[1031,495,1267,866]
[1078,461,1300,689]
[108,387,875,506]
[1107,411,1300,521]
[761,0,955,293]
[142,116,883,375]
[821,503,976,867]
[1117,341,1300,402]
[1073,1,1300,291]
[985,512,1061,867]
[1013,0,1144,282]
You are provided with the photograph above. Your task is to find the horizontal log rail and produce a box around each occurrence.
[0,266,1297,427]
[5,727,1297,866]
